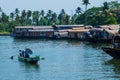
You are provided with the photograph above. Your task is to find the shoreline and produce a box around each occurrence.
[0,34,10,36]
[0,33,10,36]
[0,32,10,36]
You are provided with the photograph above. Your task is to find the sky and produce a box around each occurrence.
[0,0,119,15]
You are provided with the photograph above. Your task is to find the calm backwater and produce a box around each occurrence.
[0,36,120,80]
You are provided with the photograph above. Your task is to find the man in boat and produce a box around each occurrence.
[19,48,32,58]
[24,50,30,58]
[19,50,23,57]
[19,49,29,58]
[24,48,33,58]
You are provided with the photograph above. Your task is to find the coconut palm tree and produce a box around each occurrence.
[82,0,90,11]
[41,10,45,18]
[82,0,90,26]
[75,7,83,15]
[26,10,32,25]
[15,8,19,17]
[46,10,53,25]
[51,12,58,24]
[21,10,27,25]
[58,9,66,24]
[32,11,40,25]
[10,12,14,21]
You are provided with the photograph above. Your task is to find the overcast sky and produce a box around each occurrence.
[0,0,119,15]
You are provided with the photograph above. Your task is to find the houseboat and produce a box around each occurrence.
[68,27,89,40]
[12,25,85,39]
[13,26,54,38]
[82,25,119,43]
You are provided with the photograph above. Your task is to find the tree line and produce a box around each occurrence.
[0,0,120,32]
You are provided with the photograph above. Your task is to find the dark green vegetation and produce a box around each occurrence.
[0,1,120,33]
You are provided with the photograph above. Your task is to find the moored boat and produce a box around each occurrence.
[102,36,120,59]
[102,47,120,59]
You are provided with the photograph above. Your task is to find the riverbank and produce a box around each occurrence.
[0,32,10,36]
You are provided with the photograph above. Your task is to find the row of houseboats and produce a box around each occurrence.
[12,25,120,60]
[13,25,120,43]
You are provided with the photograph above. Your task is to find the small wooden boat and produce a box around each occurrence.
[102,36,120,59]
[18,48,40,64]
[87,38,112,43]
[102,47,120,59]
[18,56,40,64]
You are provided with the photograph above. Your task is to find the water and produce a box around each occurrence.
[0,36,120,80]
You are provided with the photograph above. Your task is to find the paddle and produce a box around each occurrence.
[10,56,14,59]
[10,55,18,59]
[40,57,45,60]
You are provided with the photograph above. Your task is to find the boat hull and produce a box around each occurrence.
[102,47,120,59]
[18,56,40,64]
[87,38,112,43]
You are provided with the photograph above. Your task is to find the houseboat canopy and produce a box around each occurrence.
[28,29,54,32]
[15,26,52,29]
[99,25,120,30]
[68,29,89,33]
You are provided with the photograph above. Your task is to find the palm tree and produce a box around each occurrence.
[15,8,19,17]
[75,7,83,15]
[102,2,110,17]
[58,9,66,24]
[64,14,70,25]
[26,10,32,25]
[51,12,58,24]
[82,0,90,11]
[103,2,109,11]
[32,11,40,25]
[82,0,90,26]
[10,12,14,21]
[1,12,9,31]
[27,10,32,19]
[21,10,27,25]
[46,10,53,25]
[40,10,45,25]
[41,10,45,17]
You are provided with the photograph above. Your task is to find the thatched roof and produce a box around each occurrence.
[15,26,52,29]
[29,29,54,32]
[72,27,85,30]
[99,25,120,30]
[104,29,118,35]
[68,29,89,33]
[89,28,103,32]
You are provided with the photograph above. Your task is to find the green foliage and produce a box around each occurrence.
[0,23,3,32]
[75,14,85,24]
[104,14,117,24]
[75,1,120,26]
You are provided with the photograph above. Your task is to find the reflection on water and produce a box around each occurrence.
[18,62,40,71]
[0,36,120,80]
[106,59,120,74]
